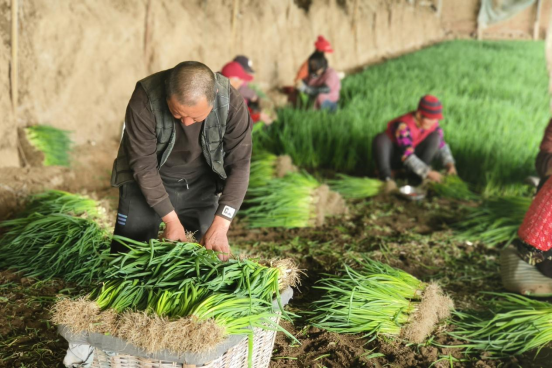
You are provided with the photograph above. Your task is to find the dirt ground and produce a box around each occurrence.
[1,146,552,368]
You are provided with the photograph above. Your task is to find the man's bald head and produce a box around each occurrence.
[165,61,216,107]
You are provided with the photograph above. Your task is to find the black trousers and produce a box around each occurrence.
[111,175,219,253]
[372,130,440,181]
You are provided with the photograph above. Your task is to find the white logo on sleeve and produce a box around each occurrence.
[222,205,236,219]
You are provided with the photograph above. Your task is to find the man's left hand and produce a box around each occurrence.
[446,164,457,176]
[201,215,232,261]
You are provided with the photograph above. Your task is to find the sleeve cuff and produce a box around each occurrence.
[404,154,430,179]
[216,203,238,221]
[152,197,174,218]
[438,144,456,167]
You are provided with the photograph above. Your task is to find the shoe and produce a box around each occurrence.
[384,178,398,194]
[500,245,552,297]
[524,176,540,188]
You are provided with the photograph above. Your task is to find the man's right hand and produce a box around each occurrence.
[427,170,443,183]
[161,210,187,241]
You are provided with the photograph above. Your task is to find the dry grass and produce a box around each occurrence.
[51,298,226,354]
[401,283,454,343]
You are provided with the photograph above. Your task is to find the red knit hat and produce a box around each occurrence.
[519,178,552,252]
[221,61,253,82]
[418,95,443,120]
[314,35,333,53]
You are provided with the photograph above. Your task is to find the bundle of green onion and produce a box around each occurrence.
[21,190,103,218]
[0,190,111,284]
[430,175,479,201]
[449,293,552,356]
[309,258,452,343]
[249,151,278,189]
[25,124,72,166]
[54,237,299,364]
[453,196,531,247]
[92,237,298,313]
[243,172,321,228]
[328,174,383,199]
[0,213,111,284]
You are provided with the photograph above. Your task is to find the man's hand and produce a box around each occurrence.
[161,211,187,241]
[446,164,457,176]
[201,215,231,261]
[427,170,443,183]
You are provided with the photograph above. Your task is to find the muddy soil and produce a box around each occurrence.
[1,154,551,367]
[0,270,72,368]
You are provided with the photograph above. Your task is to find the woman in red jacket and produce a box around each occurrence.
[372,95,457,192]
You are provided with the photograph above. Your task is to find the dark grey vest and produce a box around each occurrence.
[111,70,230,187]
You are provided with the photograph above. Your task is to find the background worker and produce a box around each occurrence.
[294,35,334,83]
[221,59,273,124]
[296,52,341,112]
[110,61,252,260]
[232,55,258,103]
[372,95,457,192]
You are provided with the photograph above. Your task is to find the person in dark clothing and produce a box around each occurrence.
[372,95,457,192]
[294,35,334,83]
[296,52,341,112]
[110,61,252,260]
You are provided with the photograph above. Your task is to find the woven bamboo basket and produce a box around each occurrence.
[89,317,280,368]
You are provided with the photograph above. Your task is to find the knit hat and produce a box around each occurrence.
[221,61,253,82]
[417,95,443,120]
[314,35,333,53]
[519,177,552,252]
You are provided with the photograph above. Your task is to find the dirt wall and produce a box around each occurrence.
[0,0,445,168]
[441,0,480,36]
[442,0,551,39]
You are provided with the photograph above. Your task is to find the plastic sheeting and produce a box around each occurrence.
[478,0,536,28]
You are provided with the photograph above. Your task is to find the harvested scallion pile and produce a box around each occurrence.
[249,151,278,189]
[25,124,72,166]
[54,237,299,366]
[328,174,383,199]
[249,150,297,192]
[448,292,552,356]
[309,258,452,343]
[21,190,103,219]
[430,175,478,201]
[243,172,321,228]
[0,213,111,284]
[0,190,112,284]
[92,237,299,313]
[453,196,531,247]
